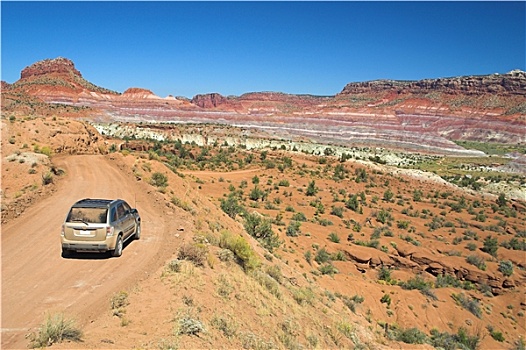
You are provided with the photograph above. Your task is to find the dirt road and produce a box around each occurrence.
[1,155,177,349]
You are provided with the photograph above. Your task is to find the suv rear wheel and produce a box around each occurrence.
[111,235,123,257]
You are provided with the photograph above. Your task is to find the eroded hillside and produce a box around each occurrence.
[2,115,525,350]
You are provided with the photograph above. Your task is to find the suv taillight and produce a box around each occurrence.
[61,224,65,236]
[106,226,115,237]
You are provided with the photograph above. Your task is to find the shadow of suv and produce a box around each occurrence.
[61,198,141,257]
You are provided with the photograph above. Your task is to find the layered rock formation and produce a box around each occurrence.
[2,57,525,155]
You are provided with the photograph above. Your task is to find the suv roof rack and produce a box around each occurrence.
[71,198,118,208]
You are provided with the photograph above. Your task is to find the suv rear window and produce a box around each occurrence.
[67,207,108,224]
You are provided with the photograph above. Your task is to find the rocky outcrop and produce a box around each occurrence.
[191,93,227,108]
[20,57,82,80]
[339,70,526,96]
[1,81,12,91]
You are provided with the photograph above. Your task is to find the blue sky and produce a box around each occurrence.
[2,1,525,98]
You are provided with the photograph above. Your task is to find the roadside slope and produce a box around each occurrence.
[1,154,179,349]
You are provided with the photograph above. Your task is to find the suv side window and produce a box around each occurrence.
[122,201,131,214]
[116,204,125,220]
[110,207,117,223]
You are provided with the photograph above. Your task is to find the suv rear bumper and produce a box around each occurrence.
[62,242,110,252]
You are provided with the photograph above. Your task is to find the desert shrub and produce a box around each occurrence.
[150,172,168,187]
[240,332,276,350]
[286,220,302,237]
[392,327,427,344]
[177,317,205,336]
[278,179,290,187]
[380,293,391,306]
[482,235,498,257]
[42,171,54,185]
[266,265,283,284]
[171,196,194,213]
[219,231,260,272]
[435,274,461,288]
[498,260,513,276]
[328,232,340,243]
[304,250,312,264]
[400,274,436,300]
[397,220,410,230]
[316,217,333,226]
[243,212,281,252]
[383,189,394,202]
[253,270,282,299]
[211,314,238,338]
[314,248,331,264]
[378,266,392,282]
[291,212,307,221]
[430,327,481,350]
[249,186,266,201]
[466,242,477,251]
[178,242,208,266]
[167,259,183,272]
[110,291,129,310]
[376,208,393,224]
[292,286,315,305]
[466,255,486,271]
[27,313,83,348]
[487,325,504,342]
[39,145,53,157]
[354,239,379,249]
[306,180,317,196]
[330,205,344,218]
[319,263,338,275]
[345,194,361,213]
[217,249,234,263]
[451,292,482,318]
[220,194,243,219]
[285,205,295,212]
[501,237,526,251]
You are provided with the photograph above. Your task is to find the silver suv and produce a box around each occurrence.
[61,198,141,257]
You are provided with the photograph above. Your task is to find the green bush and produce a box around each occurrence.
[27,313,82,348]
[394,327,427,344]
[243,212,281,252]
[498,260,513,276]
[42,171,54,185]
[328,232,340,243]
[286,221,301,237]
[314,248,331,264]
[330,205,344,218]
[430,327,481,350]
[466,255,486,271]
[306,180,317,196]
[380,294,391,306]
[378,266,392,282]
[150,172,168,187]
[435,274,461,288]
[219,231,260,272]
[291,212,307,222]
[451,292,482,318]
[319,263,338,275]
[178,242,208,266]
[482,235,498,257]
[400,274,436,300]
[220,194,243,219]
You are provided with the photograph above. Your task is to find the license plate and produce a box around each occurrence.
[79,230,91,235]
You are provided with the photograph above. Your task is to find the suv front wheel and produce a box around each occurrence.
[111,235,123,257]
[135,224,141,240]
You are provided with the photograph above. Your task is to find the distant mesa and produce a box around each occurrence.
[20,57,82,80]
[122,87,158,98]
